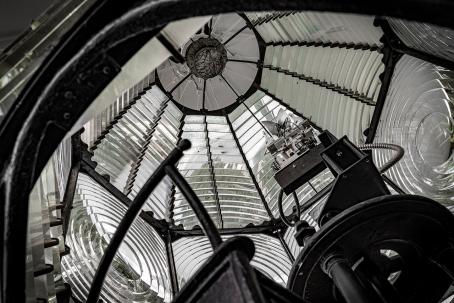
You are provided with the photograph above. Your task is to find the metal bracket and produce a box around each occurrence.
[318,136,389,225]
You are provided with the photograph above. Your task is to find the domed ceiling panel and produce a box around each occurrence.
[224,27,260,61]
[222,61,257,95]
[172,75,204,111]
[204,76,237,111]
[157,13,260,113]
[211,13,247,44]
[157,60,191,93]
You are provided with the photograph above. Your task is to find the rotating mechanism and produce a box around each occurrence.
[287,195,454,303]
[280,134,454,303]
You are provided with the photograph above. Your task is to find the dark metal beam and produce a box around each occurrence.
[251,12,292,26]
[266,40,381,51]
[157,33,185,64]
[222,25,248,46]
[168,113,186,226]
[227,58,260,65]
[79,153,169,237]
[394,44,454,71]
[124,100,168,195]
[236,96,274,138]
[226,115,275,220]
[61,132,82,238]
[261,65,376,106]
[278,232,295,263]
[377,17,454,72]
[220,73,239,97]
[170,221,283,238]
[165,231,179,296]
[204,116,224,228]
[208,19,213,37]
[382,175,406,194]
[202,80,207,110]
[366,19,403,143]
[169,72,192,94]
[90,82,155,151]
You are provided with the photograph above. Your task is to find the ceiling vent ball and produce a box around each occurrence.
[185,36,228,80]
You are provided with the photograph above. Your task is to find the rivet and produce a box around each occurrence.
[64,91,74,99]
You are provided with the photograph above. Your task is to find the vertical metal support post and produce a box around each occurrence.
[366,19,402,143]
[278,232,295,263]
[62,132,82,238]
[165,231,179,296]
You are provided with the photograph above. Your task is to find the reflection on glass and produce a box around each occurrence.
[373,55,454,206]
[173,234,292,288]
[62,174,171,302]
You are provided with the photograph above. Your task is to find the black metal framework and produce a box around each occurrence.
[154,12,267,116]
[3,1,454,302]
[165,230,180,296]
[278,233,295,263]
[265,40,381,51]
[157,33,185,64]
[376,17,454,72]
[124,99,169,195]
[90,80,157,152]
[170,221,282,239]
[203,116,224,228]
[366,18,403,143]
[250,12,292,27]
[364,16,454,143]
[61,132,82,237]
[86,140,198,303]
[168,113,186,225]
[261,65,376,105]
[79,143,169,237]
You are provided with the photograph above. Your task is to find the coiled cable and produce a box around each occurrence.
[357,143,404,173]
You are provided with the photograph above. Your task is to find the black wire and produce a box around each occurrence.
[278,189,301,227]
